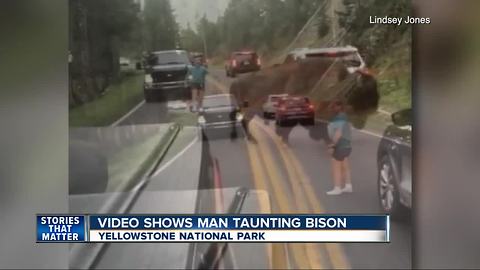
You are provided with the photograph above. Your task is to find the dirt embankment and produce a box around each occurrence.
[230,59,379,128]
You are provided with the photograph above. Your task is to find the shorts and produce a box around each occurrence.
[332,147,351,161]
[191,82,204,90]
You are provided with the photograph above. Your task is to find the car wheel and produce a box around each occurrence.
[300,118,315,126]
[306,118,315,126]
[263,112,269,119]
[230,130,238,140]
[231,71,236,78]
[378,156,408,220]
[144,91,154,102]
[157,92,166,103]
[225,70,229,77]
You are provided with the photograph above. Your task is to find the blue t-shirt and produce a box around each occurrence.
[327,112,352,149]
[188,64,208,85]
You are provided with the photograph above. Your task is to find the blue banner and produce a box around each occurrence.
[89,215,387,230]
[37,215,85,242]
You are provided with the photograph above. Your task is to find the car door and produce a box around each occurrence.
[390,109,412,208]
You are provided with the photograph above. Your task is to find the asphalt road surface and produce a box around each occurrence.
[114,67,411,269]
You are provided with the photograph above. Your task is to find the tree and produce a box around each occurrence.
[178,23,203,53]
[143,0,178,51]
[69,0,141,106]
[336,0,411,65]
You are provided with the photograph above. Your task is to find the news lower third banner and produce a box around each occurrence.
[37,214,390,243]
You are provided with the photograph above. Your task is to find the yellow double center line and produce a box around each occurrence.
[208,75,350,269]
[253,121,350,269]
[248,125,321,269]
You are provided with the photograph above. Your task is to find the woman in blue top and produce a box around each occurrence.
[326,100,353,195]
[188,57,208,111]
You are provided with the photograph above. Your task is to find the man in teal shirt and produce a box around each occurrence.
[326,100,353,195]
[188,57,208,112]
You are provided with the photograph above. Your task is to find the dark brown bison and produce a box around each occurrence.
[230,58,379,130]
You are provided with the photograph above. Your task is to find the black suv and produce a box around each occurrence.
[377,108,412,220]
[144,50,191,102]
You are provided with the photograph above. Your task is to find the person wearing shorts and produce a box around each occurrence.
[188,57,208,112]
[326,100,353,195]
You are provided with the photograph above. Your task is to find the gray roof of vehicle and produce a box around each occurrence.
[151,50,187,54]
[289,46,358,56]
[204,94,233,98]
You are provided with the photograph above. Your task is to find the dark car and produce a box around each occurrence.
[275,96,315,126]
[198,94,245,139]
[377,108,412,220]
[225,51,261,77]
[144,50,192,102]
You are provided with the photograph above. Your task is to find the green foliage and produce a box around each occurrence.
[186,0,324,59]
[317,12,330,38]
[374,32,411,111]
[337,0,411,65]
[179,23,203,53]
[69,0,142,107]
[144,0,179,51]
[70,0,180,108]
[69,73,144,126]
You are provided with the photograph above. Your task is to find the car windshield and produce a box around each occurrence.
[203,95,237,108]
[149,51,190,65]
[281,97,309,107]
[270,97,281,102]
[305,51,362,67]
[270,96,286,102]
[234,53,257,61]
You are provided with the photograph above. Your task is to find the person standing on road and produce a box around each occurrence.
[326,100,353,195]
[188,57,208,112]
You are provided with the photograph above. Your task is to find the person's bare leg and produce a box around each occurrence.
[341,158,353,192]
[342,158,351,185]
[334,160,343,187]
[191,88,198,110]
[327,158,343,195]
[198,89,204,108]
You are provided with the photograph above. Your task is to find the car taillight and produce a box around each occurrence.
[308,104,314,111]
[232,59,237,67]
[257,58,261,66]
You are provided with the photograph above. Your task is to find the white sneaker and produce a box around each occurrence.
[326,187,343,195]
[342,184,353,193]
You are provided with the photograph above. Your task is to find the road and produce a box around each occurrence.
[114,67,411,269]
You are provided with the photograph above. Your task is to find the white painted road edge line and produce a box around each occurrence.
[111,100,146,127]
[151,135,199,178]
